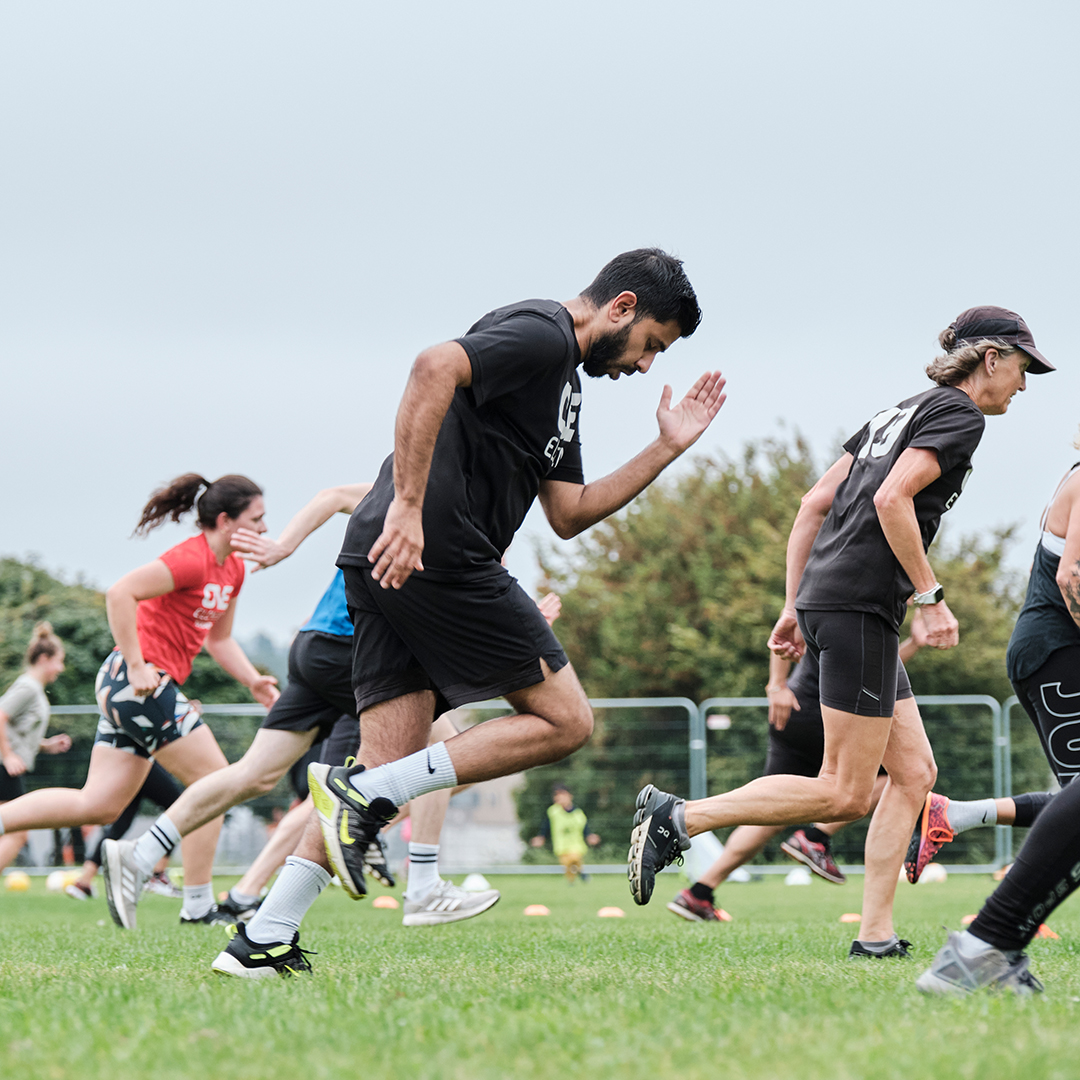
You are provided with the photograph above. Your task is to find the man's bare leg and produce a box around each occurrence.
[860,697,936,941]
[233,796,314,899]
[127,728,316,882]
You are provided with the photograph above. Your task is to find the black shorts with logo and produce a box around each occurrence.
[796,609,913,718]
[342,562,568,714]
[260,631,359,746]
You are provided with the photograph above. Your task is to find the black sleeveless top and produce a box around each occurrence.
[1006,465,1080,683]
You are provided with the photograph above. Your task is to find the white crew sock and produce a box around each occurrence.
[946,799,998,834]
[246,857,330,945]
[181,882,213,920]
[956,929,997,957]
[229,887,260,907]
[132,814,182,875]
[405,843,441,900]
[349,742,457,807]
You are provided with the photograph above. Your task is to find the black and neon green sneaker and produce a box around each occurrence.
[211,924,313,979]
[181,904,240,927]
[308,762,397,900]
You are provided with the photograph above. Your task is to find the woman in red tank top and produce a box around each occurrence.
[0,474,280,927]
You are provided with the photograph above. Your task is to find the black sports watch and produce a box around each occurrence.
[911,583,944,606]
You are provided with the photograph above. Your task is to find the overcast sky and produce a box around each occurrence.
[2,2,1078,644]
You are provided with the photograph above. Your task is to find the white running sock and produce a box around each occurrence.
[229,887,260,907]
[246,857,330,945]
[181,883,213,920]
[956,929,997,957]
[349,742,457,807]
[405,843,441,900]
[946,799,998,834]
[132,814,182,875]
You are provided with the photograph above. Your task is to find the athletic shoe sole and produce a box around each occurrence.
[211,950,281,979]
[307,762,365,900]
[101,839,137,930]
[779,838,846,885]
[402,891,501,927]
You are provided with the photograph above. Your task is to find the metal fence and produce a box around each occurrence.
[25,693,1037,873]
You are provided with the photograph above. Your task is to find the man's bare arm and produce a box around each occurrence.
[369,342,473,589]
[539,371,725,538]
[232,483,373,570]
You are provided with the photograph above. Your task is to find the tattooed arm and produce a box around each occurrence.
[1054,477,1080,628]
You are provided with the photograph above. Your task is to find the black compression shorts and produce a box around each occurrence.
[260,631,358,741]
[342,562,569,714]
[796,609,913,718]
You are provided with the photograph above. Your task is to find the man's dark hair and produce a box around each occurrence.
[581,248,702,338]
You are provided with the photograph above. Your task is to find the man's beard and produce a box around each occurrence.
[582,322,633,378]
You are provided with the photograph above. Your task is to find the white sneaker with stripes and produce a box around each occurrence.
[102,838,148,930]
[401,879,500,927]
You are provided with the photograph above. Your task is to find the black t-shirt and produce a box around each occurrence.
[796,385,985,630]
[339,299,585,576]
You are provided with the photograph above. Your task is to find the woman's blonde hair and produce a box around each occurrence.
[25,621,63,666]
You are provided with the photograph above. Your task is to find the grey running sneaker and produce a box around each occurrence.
[308,762,397,900]
[628,784,691,906]
[401,880,501,926]
[211,924,313,979]
[916,931,1044,996]
[849,936,912,959]
[101,838,147,930]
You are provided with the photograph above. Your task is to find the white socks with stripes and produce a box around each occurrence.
[404,843,440,900]
[348,741,458,807]
[246,857,330,945]
[132,815,181,875]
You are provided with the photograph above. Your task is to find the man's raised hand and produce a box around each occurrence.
[656,371,726,455]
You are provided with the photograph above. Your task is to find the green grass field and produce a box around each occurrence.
[3,870,1080,1080]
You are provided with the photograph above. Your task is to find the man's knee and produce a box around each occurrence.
[831,792,873,822]
[553,700,593,752]
[886,752,937,797]
[231,757,288,797]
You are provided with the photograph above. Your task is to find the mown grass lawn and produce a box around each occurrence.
[2,869,1079,1079]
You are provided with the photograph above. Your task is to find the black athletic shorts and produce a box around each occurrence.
[342,562,568,713]
[0,764,26,801]
[287,716,359,800]
[260,630,358,742]
[796,609,913,718]
[764,707,826,777]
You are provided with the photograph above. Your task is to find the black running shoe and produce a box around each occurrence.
[308,762,397,900]
[211,924,314,979]
[849,937,913,959]
[181,904,240,927]
[216,894,261,923]
[364,835,396,888]
[628,784,691,906]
